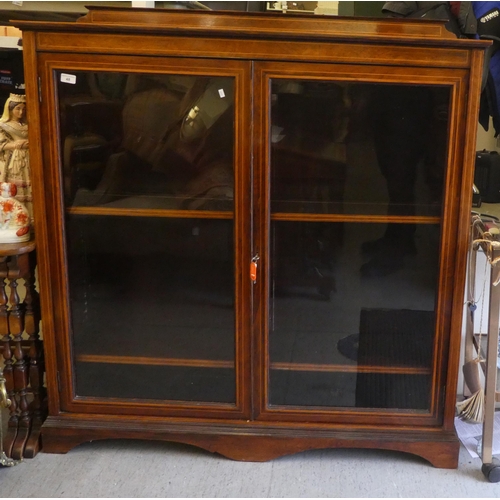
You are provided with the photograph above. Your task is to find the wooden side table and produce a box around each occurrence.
[0,238,43,460]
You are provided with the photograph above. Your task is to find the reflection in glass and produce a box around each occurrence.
[268,79,448,411]
[57,71,235,211]
[67,215,236,402]
[271,81,450,217]
[57,70,238,403]
[268,221,440,410]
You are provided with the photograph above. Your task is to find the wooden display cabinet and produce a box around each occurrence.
[14,7,489,468]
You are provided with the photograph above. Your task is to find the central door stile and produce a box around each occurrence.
[251,62,272,420]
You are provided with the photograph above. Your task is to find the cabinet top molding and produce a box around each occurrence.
[12,6,491,48]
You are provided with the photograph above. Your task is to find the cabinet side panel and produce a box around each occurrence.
[443,49,485,430]
[23,31,62,415]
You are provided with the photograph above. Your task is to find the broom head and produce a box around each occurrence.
[456,359,485,423]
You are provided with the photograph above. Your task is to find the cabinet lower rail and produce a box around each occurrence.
[41,415,459,469]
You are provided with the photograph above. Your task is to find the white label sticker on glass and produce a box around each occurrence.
[60,73,77,85]
[218,89,225,98]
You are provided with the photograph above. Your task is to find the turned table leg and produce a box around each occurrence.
[0,240,40,460]
[9,260,30,461]
[0,257,17,458]
[22,250,43,458]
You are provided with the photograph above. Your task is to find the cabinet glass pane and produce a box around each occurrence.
[271,81,450,217]
[67,215,235,402]
[268,221,439,410]
[56,69,237,404]
[57,71,235,211]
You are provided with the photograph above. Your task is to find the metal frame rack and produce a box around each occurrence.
[465,215,500,481]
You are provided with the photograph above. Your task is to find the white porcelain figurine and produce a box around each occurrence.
[0,182,30,243]
[0,93,32,221]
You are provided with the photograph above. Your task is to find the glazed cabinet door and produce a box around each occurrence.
[37,54,252,418]
[253,61,469,426]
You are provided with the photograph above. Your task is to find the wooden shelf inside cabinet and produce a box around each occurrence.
[271,213,442,224]
[271,205,443,219]
[75,356,430,375]
[270,361,431,375]
[76,354,234,369]
[73,322,236,363]
[66,207,234,220]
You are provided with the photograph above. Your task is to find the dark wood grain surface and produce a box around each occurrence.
[15,7,487,467]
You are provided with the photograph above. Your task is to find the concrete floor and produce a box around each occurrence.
[1,439,499,497]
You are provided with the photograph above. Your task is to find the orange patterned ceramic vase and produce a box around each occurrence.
[0,182,30,243]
